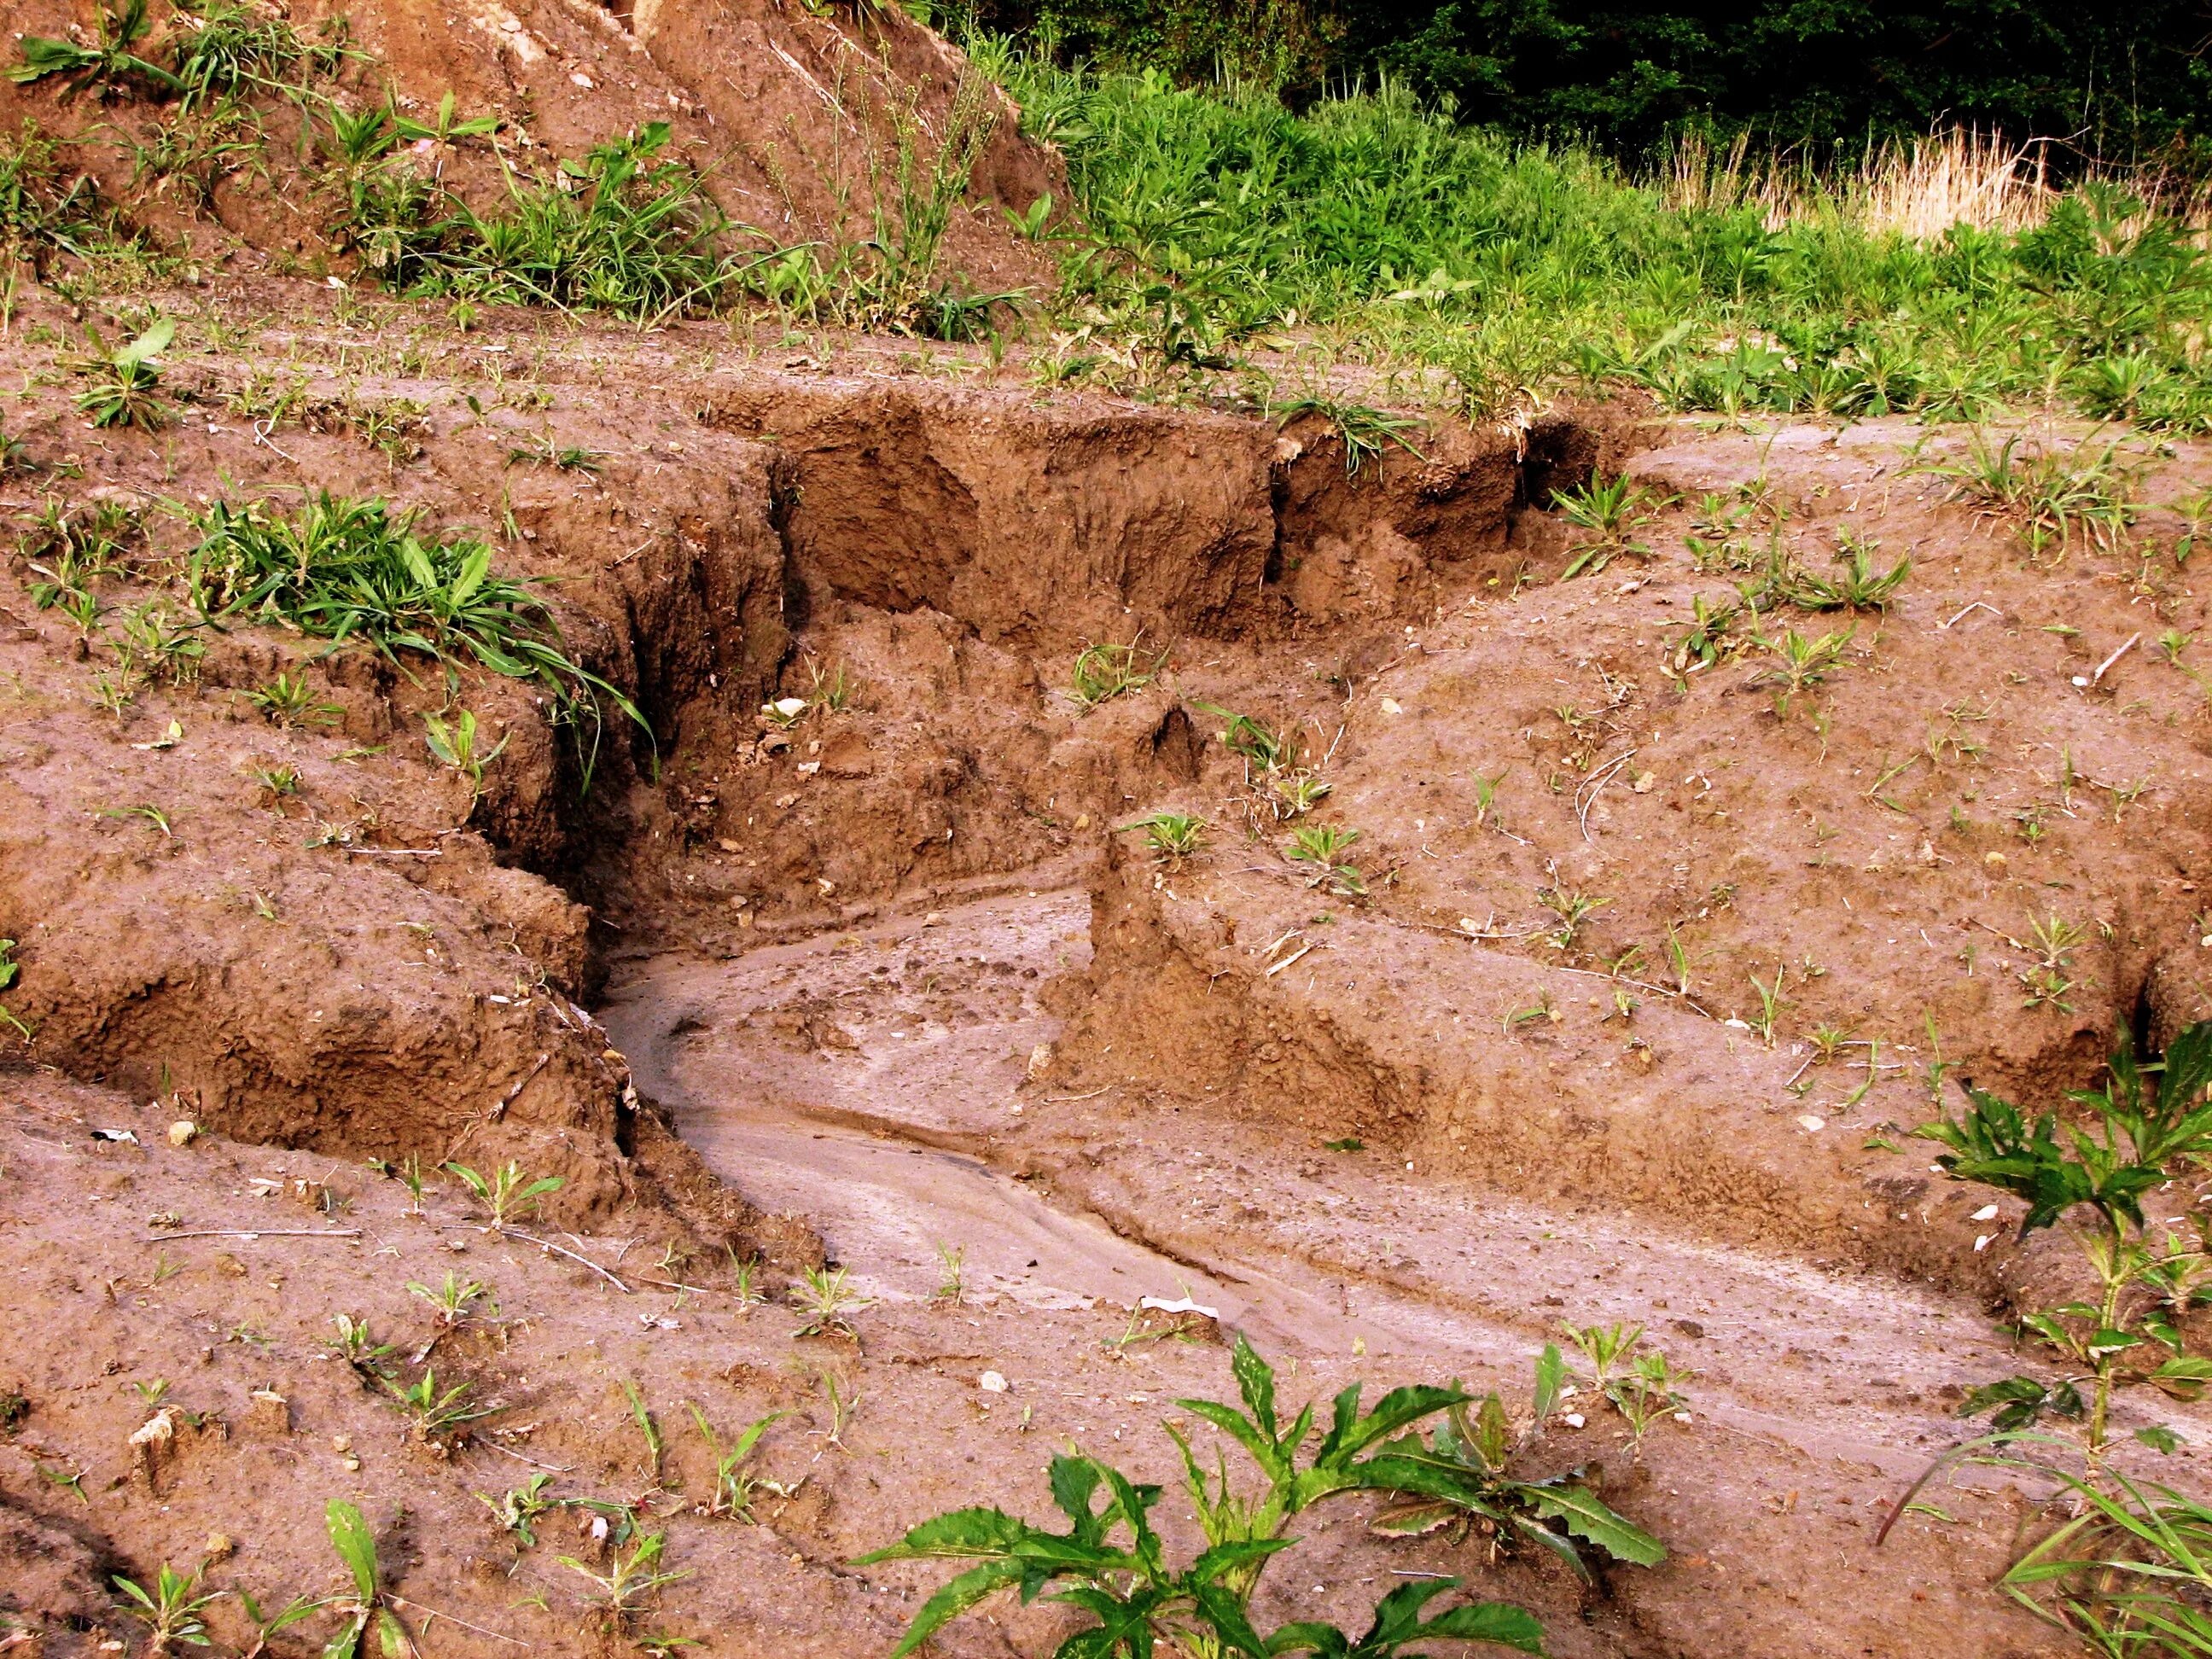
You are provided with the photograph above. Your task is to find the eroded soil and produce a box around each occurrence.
[4,267,2212,1658]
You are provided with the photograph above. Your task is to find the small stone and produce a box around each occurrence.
[979,1371,1009,1394]
[1378,696,1404,715]
[817,877,836,897]
[1026,1044,1054,1080]
[1796,1115,1825,1132]
[718,839,741,853]
[1984,850,2007,867]
[204,1533,234,1561]
[1563,1412,1586,1429]
[167,1120,198,1147]
[923,911,944,927]
[1073,813,1091,830]
[1631,770,1656,793]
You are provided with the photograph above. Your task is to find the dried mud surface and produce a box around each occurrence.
[3,268,2211,1658]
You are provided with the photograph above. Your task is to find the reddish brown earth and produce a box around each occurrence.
[3,23,2212,1646]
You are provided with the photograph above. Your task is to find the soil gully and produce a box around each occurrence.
[602,880,2064,1482]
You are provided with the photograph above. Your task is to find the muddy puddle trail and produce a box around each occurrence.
[601,877,2078,1479]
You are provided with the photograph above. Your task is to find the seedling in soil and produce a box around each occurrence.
[726,1250,765,1307]
[71,317,173,431]
[934,1241,965,1303]
[1536,887,1609,953]
[1121,811,1206,866]
[422,707,508,794]
[381,1367,494,1446]
[112,1559,220,1652]
[789,1265,871,1340]
[406,1272,489,1330]
[1556,472,1662,579]
[2020,911,2088,1012]
[0,938,31,1039]
[247,669,340,729]
[1070,639,1160,707]
[442,1159,563,1226]
[1808,1024,1853,1065]
[1608,1351,1695,1451]
[11,0,181,97]
[236,1589,329,1659]
[560,1530,689,1630]
[330,1313,393,1380]
[1470,770,1505,828]
[687,1403,793,1521]
[102,802,173,838]
[860,1336,1580,1657]
[1921,429,2140,560]
[505,434,604,474]
[1269,771,1333,817]
[1783,532,1910,610]
[325,1499,417,1658]
[1192,701,1297,773]
[478,1471,558,1547]
[806,655,856,713]
[1750,626,1853,716]
[1505,992,1560,1034]
[1289,824,1368,896]
[1747,966,1786,1045]
[621,1379,665,1481]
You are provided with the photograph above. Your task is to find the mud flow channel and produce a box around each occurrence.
[602,876,2040,1477]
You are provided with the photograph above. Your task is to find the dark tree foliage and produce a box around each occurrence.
[966,0,2212,168]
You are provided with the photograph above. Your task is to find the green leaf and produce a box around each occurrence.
[1265,1621,1351,1658]
[888,1561,1025,1658]
[2136,1423,2185,1454]
[1231,1337,1279,1438]
[2150,1356,2212,1400]
[1532,1344,1566,1422]
[375,1607,411,1659]
[1523,1484,1666,1566]
[1420,1600,1548,1653]
[326,1500,379,1600]
[854,1505,1039,1563]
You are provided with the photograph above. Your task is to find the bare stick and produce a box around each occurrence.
[141,1229,361,1243]
[492,1225,632,1294]
[1936,600,1999,631]
[1576,748,1637,843]
[2093,632,2140,685]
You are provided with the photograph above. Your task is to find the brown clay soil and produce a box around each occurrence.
[4,27,2212,1648]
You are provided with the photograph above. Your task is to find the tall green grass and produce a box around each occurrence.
[986,53,2212,427]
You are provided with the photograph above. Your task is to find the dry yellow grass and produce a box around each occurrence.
[1661,126,2058,238]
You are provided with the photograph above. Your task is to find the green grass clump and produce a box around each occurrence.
[185,493,642,783]
[990,54,2212,429]
[332,120,744,323]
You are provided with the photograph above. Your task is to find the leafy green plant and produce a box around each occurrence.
[1271,393,1427,478]
[686,1403,793,1521]
[1191,701,1296,773]
[559,1530,689,1629]
[1366,1342,1665,1569]
[621,1378,665,1482]
[0,935,30,1040]
[235,1587,329,1659]
[330,1313,393,1381]
[1536,887,1608,953]
[506,434,603,474]
[1996,1463,2212,1649]
[441,1159,563,1226]
[789,1265,872,1340]
[1071,639,1161,707]
[185,493,642,786]
[1923,432,2140,561]
[1289,823,1368,895]
[1556,474,1662,579]
[423,708,508,795]
[1270,771,1333,817]
[478,1471,558,1548]
[1783,533,1911,610]
[112,1560,221,1652]
[324,1499,416,1659]
[11,0,183,100]
[1915,1022,2212,1458]
[1749,626,1854,715]
[859,1337,1566,1658]
[381,1366,494,1446]
[1121,810,1207,866]
[72,317,172,431]
[406,1272,489,1330]
[246,668,340,729]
